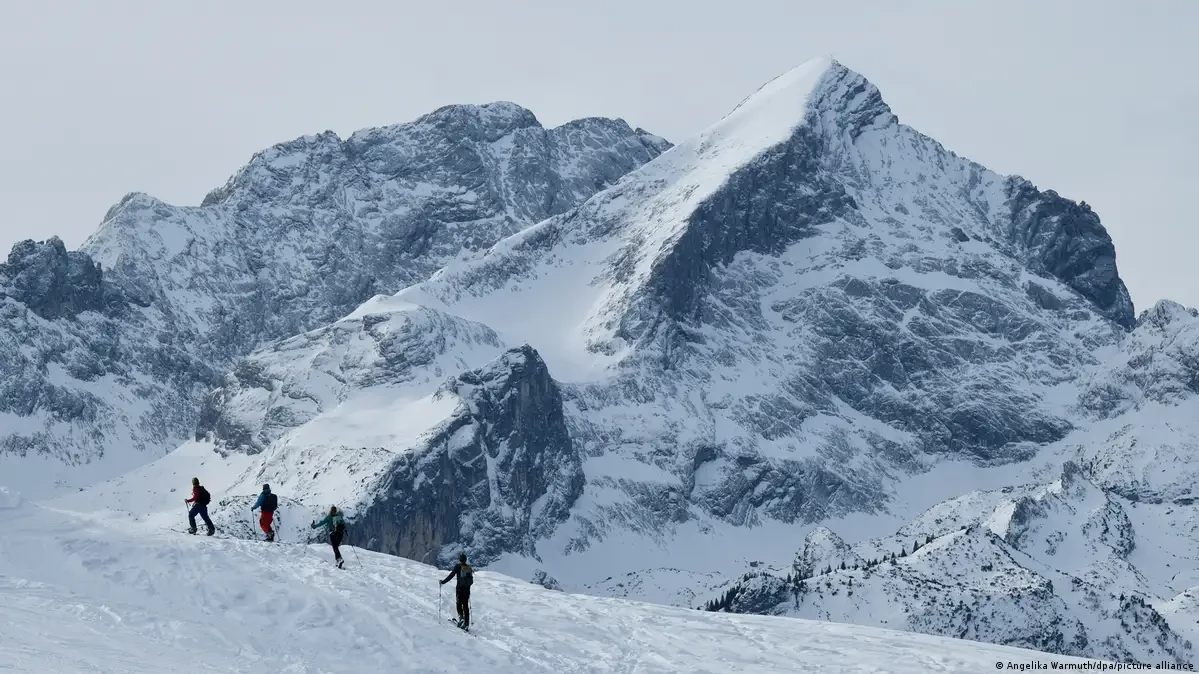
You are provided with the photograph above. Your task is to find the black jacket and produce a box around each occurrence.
[442,562,474,588]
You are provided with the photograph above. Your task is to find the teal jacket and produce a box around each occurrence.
[311,512,345,533]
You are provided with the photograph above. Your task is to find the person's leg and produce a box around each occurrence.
[199,506,214,532]
[260,511,273,535]
[462,587,471,627]
[330,532,343,561]
[188,505,198,531]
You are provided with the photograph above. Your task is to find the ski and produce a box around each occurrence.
[448,619,471,633]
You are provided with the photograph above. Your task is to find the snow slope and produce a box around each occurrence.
[1,486,1105,673]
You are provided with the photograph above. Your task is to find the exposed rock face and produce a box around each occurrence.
[86,105,670,360]
[0,238,127,320]
[1001,179,1134,329]
[351,346,584,565]
[0,238,216,470]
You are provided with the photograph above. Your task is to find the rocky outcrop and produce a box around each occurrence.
[1001,178,1134,330]
[352,346,583,565]
[0,238,125,320]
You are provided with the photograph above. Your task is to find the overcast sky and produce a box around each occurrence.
[1,1,1195,311]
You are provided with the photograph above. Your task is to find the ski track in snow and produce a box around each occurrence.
[0,495,1105,673]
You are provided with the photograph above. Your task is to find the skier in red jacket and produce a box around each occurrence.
[185,477,215,536]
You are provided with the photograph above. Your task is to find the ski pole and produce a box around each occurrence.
[348,530,363,567]
[438,583,442,623]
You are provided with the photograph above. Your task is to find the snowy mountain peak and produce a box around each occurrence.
[724,57,894,140]
[1136,298,1198,330]
[413,101,543,140]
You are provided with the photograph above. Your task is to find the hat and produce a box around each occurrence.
[191,477,199,485]
[262,484,270,491]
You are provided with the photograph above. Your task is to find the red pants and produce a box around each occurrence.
[259,510,274,534]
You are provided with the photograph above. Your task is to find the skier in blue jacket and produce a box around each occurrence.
[250,484,278,542]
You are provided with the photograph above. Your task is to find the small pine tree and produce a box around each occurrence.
[900,549,907,558]
[839,561,846,571]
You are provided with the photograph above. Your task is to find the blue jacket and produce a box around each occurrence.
[251,488,272,511]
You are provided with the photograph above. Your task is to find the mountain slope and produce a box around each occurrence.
[0,105,668,497]
[177,56,1193,661]
[1,485,1105,673]
[202,55,1131,548]
[700,462,1194,663]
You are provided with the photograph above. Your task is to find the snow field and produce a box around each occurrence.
[0,490,1106,673]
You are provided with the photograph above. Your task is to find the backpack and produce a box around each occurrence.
[460,563,473,587]
[196,486,211,506]
[262,492,278,513]
[333,515,345,535]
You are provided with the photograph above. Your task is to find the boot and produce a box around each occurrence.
[187,526,197,535]
[206,525,216,536]
[266,531,275,542]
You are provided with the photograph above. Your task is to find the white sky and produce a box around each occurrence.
[1,0,1195,311]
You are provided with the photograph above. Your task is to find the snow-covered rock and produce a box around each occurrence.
[793,527,864,577]
[705,461,1197,662]
[348,345,585,565]
[703,526,1190,664]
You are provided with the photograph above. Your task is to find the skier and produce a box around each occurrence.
[249,484,278,542]
[185,477,215,536]
[310,506,346,568]
[440,552,474,630]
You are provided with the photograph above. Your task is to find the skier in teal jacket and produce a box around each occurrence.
[311,506,346,568]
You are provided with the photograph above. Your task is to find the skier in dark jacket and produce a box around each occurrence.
[311,506,346,568]
[184,477,215,536]
[440,553,474,629]
[250,484,278,542]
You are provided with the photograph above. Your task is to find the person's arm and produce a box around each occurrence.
[251,493,265,511]
[441,564,460,585]
[311,515,329,530]
[185,487,197,504]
